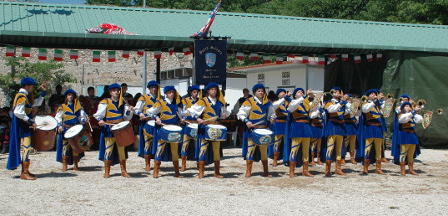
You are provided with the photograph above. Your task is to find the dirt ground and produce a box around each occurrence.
[0,148,447,215]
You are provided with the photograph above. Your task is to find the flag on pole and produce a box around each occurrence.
[137,49,145,56]
[366,54,373,62]
[54,49,63,61]
[93,51,101,62]
[276,54,284,64]
[153,49,162,59]
[329,54,338,59]
[6,46,15,56]
[263,53,271,63]
[236,51,244,60]
[70,50,79,60]
[354,54,361,64]
[190,0,222,38]
[22,47,31,57]
[288,54,295,59]
[183,46,192,55]
[250,52,258,60]
[342,54,349,61]
[169,47,174,56]
[108,51,116,62]
[318,55,325,65]
[302,55,309,64]
[376,53,383,61]
[38,48,47,60]
[122,50,130,58]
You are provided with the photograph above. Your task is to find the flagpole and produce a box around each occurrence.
[142,1,147,94]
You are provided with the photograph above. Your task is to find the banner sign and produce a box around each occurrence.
[194,39,227,85]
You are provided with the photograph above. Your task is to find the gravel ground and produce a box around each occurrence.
[0,148,447,215]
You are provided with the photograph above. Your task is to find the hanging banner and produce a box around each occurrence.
[194,39,227,85]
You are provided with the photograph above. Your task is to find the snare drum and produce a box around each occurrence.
[159,125,183,143]
[111,121,136,147]
[185,123,198,139]
[32,115,57,151]
[65,124,93,153]
[251,129,274,146]
[204,124,227,141]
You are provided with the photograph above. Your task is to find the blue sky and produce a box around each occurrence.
[37,0,87,4]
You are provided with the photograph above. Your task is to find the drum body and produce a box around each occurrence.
[185,123,198,139]
[32,115,57,151]
[111,121,136,147]
[251,129,274,145]
[65,124,93,153]
[204,124,227,141]
[159,125,183,143]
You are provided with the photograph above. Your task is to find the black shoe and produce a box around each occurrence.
[0,142,8,154]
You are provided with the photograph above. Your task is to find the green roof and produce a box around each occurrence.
[1,2,448,53]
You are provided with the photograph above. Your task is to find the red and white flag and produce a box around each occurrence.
[366,54,373,62]
[342,54,349,61]
[354,54,361,64]
[22,47,31,57]
[92,51,101,62]
[54,49,63,61]
[6,46,15,56]
[329,54,338,59]
[250,52,258,60]
[38,48,47,60]
[108,51,116,62]
[302,55,309,64]
[236,51,244,60]
[190,0,222,38]
[263,53,270,63]
[137,49,145,56]
[153,49,162,59]
[183,46,192,55]
[288,54,295,59]
[276,54,283,64]
[122,50,130,58]
[318,55,325,65]
[169,47,174,56]
[70,50,79,60]
[376,53,383,61]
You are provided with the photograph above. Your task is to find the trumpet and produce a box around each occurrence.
[417,99,426,109]
[361,95,369,103]
[438,108,443,115]
[386,93,394,99]
[321,89,336,96]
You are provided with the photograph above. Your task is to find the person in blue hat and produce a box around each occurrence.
[392,102,423,175]
[94,83,134,178]
[237,83,276,178]
[309,94,325,165]
[179,85,201,171]
[356,89,386,175]
[342,94,361,164]
[55,89,87,171]
[188,82,228,178]
[284,88,315,177]
[133,80,161,173]
[7,77,46,180]
[146,85,184,178]
[268,88,292,167]
[321,87,348,176]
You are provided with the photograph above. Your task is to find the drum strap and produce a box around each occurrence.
[252,125,267,129]
[203,121,219,125]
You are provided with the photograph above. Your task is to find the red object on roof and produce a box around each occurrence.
[86,23,137,35]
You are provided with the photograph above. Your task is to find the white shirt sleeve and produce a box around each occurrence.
[362,102,375,113]
[146,104,161,116]
[187,103,205,118]
[271,98,285,110]
[133,100,145,115]
[327,103,342,113]
[55,109,63,124]
[33,95,45,107]
[414,114,423,124]
[237,105,251,121]
[287,97,305,112]
[310,109,320,119]
[13,103,29,121]
[398,113,414,123]
[344,102,352,114]
[93,103,107,121]
[123,104,133,121]
[79,109,87,123]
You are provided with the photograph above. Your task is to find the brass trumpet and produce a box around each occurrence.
[417,99,426,109]
[386,93,394,99]
[361,95,369,103]
[438,108,443,115]
[321,89,336,96]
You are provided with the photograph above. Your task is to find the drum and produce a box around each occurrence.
[147,120,156,127]
[185,123,198,139]
[251,129,274,145]
[204,124,227,141]
[111,121,136,147]
[64,124,94,153]
[32,115,57,151]
[159,125,183,143]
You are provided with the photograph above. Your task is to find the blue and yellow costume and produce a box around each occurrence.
[343,94,360,164]
[55,89,86,171]
[392,102,422,175]
[356,89,386,175]
[283,88,314,177]
[320,87,347,176]
[188,82,227,178]
[309,101,324,165]
[180,85,201,171]
[238,83,273,177]
[7,77,45,180]
[94,83,133,178]
[268,89,290,166]
[147,86,183,178]
[133,80,161,172]
[391,94,411,158]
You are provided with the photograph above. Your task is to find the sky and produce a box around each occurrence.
[36,0,87,4]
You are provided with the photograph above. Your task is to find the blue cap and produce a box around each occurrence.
[400,94,410,99]
[64,89,77,96]
[164,85,176,93]
[332,87,342,92]
[276,89,286,96]
[205,82,219,91]
[347,94,353,97]
[401,102,412,110]
[293,88,305,99]
[252,83,265,92]
[108,83,121,91]
[188,85,200,92]
[20,77,37,86]
[364,89,377,96]
[147,80,159,88]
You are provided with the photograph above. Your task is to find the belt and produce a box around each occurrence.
[275,120,286,123]
[62,123,76,128]
[186,120,198,123]
[345,120,356,123]
[252,125,267,129]
[203,121,219,125]
[366,122,382,126]
[292,119,309,123]
[311,123,323,127]
[329,119,344,124]
[402,129,415,133]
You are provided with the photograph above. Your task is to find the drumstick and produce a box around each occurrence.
[104,123,118,126]
[253,121,264,126]
[87,121,93,132]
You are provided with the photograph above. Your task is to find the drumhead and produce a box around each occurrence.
[147,120,155,127]
[111,121,130,131]
[254,129,273,135]
[187,123,198,129]
[162,125,183,132]
[64,125,84,139]
[35,115,57,131]
[207,124,227,129]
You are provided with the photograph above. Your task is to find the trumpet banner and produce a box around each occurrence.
[383,98,395,117]
[350,98,361,118]
[423,111,433,129]
[310,93,324,110]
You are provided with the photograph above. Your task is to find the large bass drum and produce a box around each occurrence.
[32,115,57,151]
[111,121,136,147]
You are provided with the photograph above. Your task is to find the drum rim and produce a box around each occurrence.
[207,124,226,129]
[111,121,130,130]
[162,125,183,131]
[34,115,58,130]
[253,128,273,135]
[64,124,85,138]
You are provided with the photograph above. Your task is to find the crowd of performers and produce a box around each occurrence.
[6,77,424,180]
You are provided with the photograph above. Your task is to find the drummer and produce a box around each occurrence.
[55,89,87,171]
[268,89,291,167]
[180,85,201,171]
[133,80,161,173]
[7,77,46,180]
[187,82,228,178]
[94,83,134,178]
[237,83,276,178]
[146,86,184,178]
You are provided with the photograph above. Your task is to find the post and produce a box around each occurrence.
[143,51,147,94]
[156,58,161,83]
